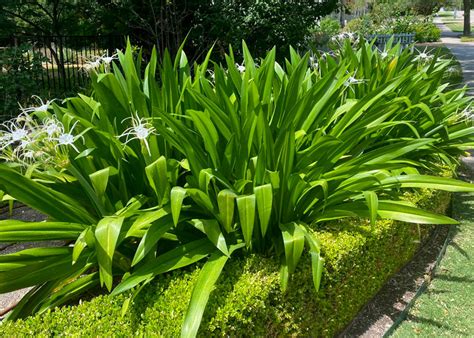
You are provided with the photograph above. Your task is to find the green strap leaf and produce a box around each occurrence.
[187,110,220,168]
[146,156,170,205]
[125,209,169,238]
[0,220,85,242]
[186,188,215,214]
[279,222,305,274]
[190,219,229,256]
[0,248,90,294]
[217,189,237,233]
[377,200,458,224]
[363,191,379,226]
[73,227,95,264]
[0,164,95,224]
[95,216,125,291]
[298,223,324,292]
[131,214,174,266]
[254,184,273,237]
[89,167,111,205]
[111,238,214,296]
[181,252,228,338]
[310,251,325,292]
[236,194,256,248]
[380,175,474,192]
[171,187,187,225]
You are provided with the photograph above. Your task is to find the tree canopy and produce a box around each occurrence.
[0,0,339,59]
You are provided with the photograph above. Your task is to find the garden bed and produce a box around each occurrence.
[0,189,451,336]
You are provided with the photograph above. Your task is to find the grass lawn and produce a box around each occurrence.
[437,11,455,18]
[442,20,464,33]
[391,168,474,337]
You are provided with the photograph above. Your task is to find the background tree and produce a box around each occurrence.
[464,0,471,35]
[0,1,98,82]
[93,0,339,60]
[0,0,340,61]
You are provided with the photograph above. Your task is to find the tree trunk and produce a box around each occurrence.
[464,0,471,36]
[339,0,345,27]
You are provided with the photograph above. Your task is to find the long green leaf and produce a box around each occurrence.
[0,220,85,242]
[217,189,237,233]
[0,164,95,223]
[279,222,305,274]
[190,219,229,256]
[254,184,273,237]
[95,216,124,291]
[171,187,187,225]
[181,252,228,338]
[111,238,214,295]
[236,194,256,248]
[131,214,174,266]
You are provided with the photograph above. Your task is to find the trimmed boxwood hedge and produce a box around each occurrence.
[0,189,451,337]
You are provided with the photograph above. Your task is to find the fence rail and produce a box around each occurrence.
[366,33,415,50]
[1,35,124,94]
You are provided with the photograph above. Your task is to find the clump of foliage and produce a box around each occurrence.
[345,14,441,42]
[0,44,45,121]
[0,40,473,337]
[308,17,341,48]
[370,0,447,17]
[196,0,338,59]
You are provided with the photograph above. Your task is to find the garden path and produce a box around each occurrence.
[434,17,474,94]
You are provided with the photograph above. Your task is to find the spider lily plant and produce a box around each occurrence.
[0,40,473,337]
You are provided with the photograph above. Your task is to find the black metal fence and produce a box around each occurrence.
[0,35,124,94]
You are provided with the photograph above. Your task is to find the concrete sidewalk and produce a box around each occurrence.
[434,18,474,94]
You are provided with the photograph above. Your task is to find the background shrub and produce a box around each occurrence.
[344,14,441,43]
[308,17,341,48]
[411,20,442,42]
[0,44,45,122]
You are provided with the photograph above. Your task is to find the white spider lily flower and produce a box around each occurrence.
[461,107,474,119]
[118,114,157,156]
[20,95,56,114]
[42,117,64,137]
[235,63,246,73]
[207,69,215,81]
[18,136,35,150]
[10,128,29,142]
[414,49,433,63]
[52,121,82,153]
[344,76,365,87]
[0,118,31,150]
[309,56,319,70]
[447,66,459,74]
[0,132,10,150]
[21,150,35,160]
[100,52,118,65]
[83,57,102,72]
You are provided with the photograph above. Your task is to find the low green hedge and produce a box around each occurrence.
[0,189,451,337]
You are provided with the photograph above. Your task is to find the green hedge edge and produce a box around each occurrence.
[0,189,451,337]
